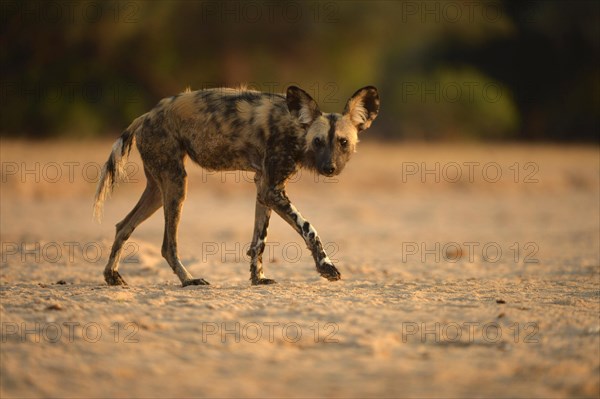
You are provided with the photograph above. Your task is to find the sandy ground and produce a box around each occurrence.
[0,139,599,398]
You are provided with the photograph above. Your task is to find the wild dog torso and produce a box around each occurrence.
[137,88,305,182]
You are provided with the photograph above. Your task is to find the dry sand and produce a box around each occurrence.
[1,139,599,398]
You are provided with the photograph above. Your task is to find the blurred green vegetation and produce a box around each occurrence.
[0,0,598,141]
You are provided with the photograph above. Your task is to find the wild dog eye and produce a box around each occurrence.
[313,137,323,147]
[339,138,348,148]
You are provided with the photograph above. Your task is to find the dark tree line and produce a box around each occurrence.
[1,1,598,141]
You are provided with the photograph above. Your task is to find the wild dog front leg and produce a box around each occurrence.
[264,188,341,281]
[247,198,275,285]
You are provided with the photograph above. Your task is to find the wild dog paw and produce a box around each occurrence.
[318,263,341,281]
[182,278,210,287]
[105,271,128,286]
[252,277,277,285]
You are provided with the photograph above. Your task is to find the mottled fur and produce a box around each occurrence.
[94,85,379,286]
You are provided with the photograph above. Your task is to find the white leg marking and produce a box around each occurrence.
[319,256,332,265]
[289,204,320,240]
[289,204,331,264]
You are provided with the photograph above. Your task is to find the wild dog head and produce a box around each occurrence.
[287,86,380,176]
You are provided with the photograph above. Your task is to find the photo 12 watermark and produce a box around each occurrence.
[399,1,505,24]
[198,168,339,184]
[0,81,142,106]
[1,1,142,24]
[1,321,140,343]
[201,240,339,264]
[1,161,140,185]
[400,80,503,104]
[401,241,540,264]
[401,161,539,184]
[199,321,339,344]
[199,1,339,24]
[401,321,540,344]
[196,81,340,104]
[1,241,139,265]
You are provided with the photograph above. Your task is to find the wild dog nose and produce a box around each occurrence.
[325,165,336,175]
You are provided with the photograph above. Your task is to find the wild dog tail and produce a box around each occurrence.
[93,114,146,222]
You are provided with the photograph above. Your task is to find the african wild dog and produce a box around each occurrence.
[94,85,380,286]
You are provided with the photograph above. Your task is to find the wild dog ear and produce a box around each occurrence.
[344,86,380,131]
[286,86,321,126]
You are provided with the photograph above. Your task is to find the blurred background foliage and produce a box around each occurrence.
[1,0,598,141]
